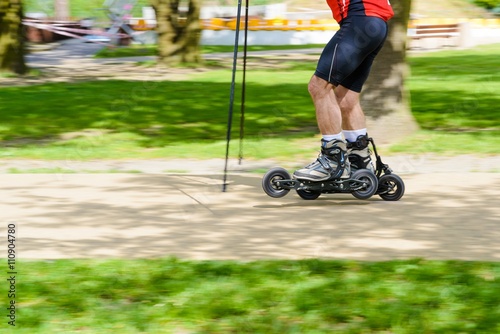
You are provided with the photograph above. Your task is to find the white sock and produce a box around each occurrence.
[343,128,367,143]
[322,132,343,142]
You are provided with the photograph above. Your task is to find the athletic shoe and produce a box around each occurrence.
[294,139,351,181]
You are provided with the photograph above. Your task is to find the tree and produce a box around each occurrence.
[151,0,202,65]
[0,0,27,74]
[361,0,419,144]
[54,0,70,20]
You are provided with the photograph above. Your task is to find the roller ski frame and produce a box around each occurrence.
[368,137,405,201]
[262,137,405,201]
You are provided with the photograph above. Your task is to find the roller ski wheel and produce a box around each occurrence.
[351,169,378,200]
[377,174,405,201]
[296,188,321,200]
[262,167,291,198]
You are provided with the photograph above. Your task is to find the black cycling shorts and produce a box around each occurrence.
[315,15,388,93]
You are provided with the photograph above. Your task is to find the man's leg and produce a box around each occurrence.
[335,85,374,171]
[309,75,342,137]
[293,75,350,181]
[335,85,366,130]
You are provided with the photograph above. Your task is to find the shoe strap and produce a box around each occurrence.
[317,154,333,171]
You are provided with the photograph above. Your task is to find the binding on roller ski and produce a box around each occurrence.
[262,134,405,201]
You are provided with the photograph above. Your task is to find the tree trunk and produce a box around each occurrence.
[361,0,419,145]
[54,0,70,20]
[152,0,202,65]
[0,0,27,74]
[182,0,201,63]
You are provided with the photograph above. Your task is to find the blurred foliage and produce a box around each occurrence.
[472,0,500,9]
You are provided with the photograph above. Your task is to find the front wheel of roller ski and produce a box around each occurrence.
[351,170,379,200]
[262,167,291,198]
[378,174,405,201]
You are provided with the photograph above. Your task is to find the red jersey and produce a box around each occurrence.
[326,0,394,23]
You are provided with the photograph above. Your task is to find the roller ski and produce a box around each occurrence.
[262,135,405,201]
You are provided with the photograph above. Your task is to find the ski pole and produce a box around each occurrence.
[222,0,244,192]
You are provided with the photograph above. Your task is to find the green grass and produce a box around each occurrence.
[407,44,500,132]
[392,43,500,155]
[7,258,500,333]
[94,44,325,58]
[94,45,159,58]
[0,60,318,160]
[388,130,500,155]
[1,44,499,160]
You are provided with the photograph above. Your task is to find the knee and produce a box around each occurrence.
[308,75,331,99]
[335,88,360,112]
[338,99,358,113]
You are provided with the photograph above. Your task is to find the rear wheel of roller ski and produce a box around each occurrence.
[262,167,291,198]
[377,174,405,201]
[296,188,321,200]
[351,170,378,200]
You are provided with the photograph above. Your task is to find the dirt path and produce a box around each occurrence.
[3,171,500,261]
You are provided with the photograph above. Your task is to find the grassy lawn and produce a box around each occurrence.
[1,44,499,160]
[93,44,325,58]
[389,44,500,154]
[407,44,500,131]
[6,258,500,333]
